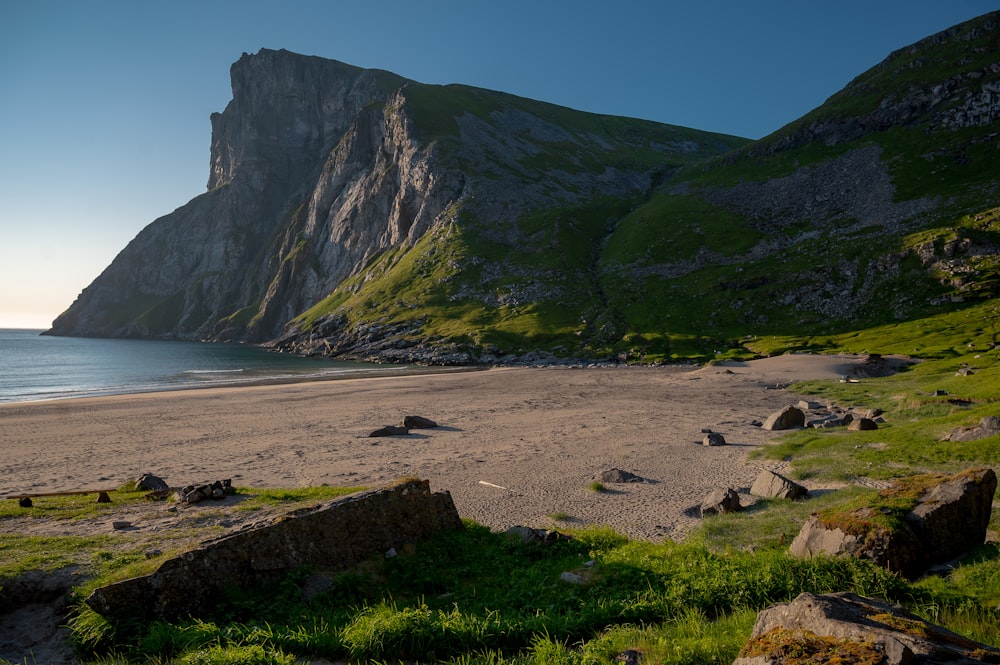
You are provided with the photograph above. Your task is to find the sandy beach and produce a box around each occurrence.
[0,354,879,541]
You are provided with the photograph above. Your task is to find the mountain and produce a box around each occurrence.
[592,10,1000,360]
[46,48,744,356]
[47,11,1000,364]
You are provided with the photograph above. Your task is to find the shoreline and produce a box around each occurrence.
[0,362,486,406]
[0,355,880,541]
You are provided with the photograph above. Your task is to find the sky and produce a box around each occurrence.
[0,1,996,329]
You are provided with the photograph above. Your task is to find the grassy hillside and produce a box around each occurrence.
[592,11,1000,362]
[287,12,1000,365]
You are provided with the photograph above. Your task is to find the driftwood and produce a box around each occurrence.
[7,489,117,504]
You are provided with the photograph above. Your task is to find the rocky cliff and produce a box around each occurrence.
[47,48,742,348]
[47,11,1000,362]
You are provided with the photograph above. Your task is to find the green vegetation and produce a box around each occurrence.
[403,82,748,164]
[59,525,917,664]
[738,627,884,665]
[0,486,361,585]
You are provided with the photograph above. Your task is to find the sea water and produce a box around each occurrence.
[0,329,403,403]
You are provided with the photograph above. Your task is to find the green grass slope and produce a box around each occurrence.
[291,11,1000,365]
[588,10,1000,362]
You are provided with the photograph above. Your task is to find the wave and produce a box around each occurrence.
[183,368,247,375]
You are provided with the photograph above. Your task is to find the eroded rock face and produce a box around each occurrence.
[789,468,997,578]
[86,479,462,621]
[735,592,1000,665]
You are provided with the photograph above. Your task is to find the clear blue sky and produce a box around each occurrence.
[0,0,995,329]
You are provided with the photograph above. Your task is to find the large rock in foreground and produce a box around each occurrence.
[734,592,1000,665]
[789,468,996,578]
[87,479,462,621]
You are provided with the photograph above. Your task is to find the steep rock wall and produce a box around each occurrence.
[237,90,467,340]
[49,50,436,341]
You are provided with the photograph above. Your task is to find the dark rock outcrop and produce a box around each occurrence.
[86,479,461,621]
[789,468,997,578]
[735,592,1000,665]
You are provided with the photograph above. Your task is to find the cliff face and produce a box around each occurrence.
[48,48,738,344]
[50,50,412,340]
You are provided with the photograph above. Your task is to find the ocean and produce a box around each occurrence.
[0,328,406,403]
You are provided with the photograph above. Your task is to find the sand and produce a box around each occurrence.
[0,353,880,542]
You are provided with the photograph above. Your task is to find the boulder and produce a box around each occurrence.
[135,473,169,492]
[946,415,1000,442]
[403,415,439,429]
[907,467,997,564]
[750,469,808,500]
[86,479,462,621]
[594,468,644,483]
[847,417,878,431]
[788,512,924,578]
[734,592,1000,665]
[762,405,804,431]
[702,432,727,446]
[789,468,997,578]
[369,425,410,437]
[700,488,741,517]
